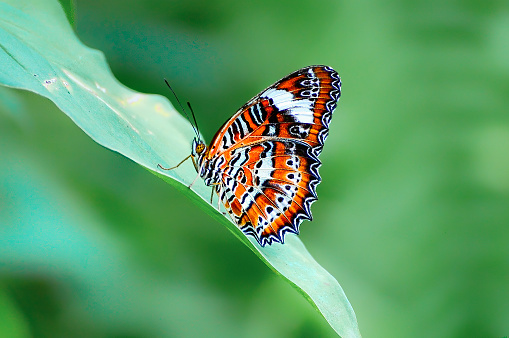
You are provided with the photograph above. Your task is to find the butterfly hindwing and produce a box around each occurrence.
[208,65,341,246]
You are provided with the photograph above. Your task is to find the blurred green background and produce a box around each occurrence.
[1,0,509,337]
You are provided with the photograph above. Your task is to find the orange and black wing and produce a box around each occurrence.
[208,65,341,246]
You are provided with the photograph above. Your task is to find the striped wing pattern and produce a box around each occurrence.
[203,65,341,246]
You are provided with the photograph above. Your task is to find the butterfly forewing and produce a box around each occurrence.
[206,65,341,246]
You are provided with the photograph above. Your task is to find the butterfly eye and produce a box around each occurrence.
[196,143,206,154]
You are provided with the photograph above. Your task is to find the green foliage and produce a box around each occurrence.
[0,0,359,336]
[57,0,76,27]
[1,0,509,337]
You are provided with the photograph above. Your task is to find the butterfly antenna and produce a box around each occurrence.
[164,79,199,137]
[187,102,200,136]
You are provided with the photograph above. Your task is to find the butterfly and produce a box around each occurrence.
[159,65,341,246]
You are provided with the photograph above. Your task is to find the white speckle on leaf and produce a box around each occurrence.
[95,82,106,93]
[127,94,142,104]
[43,78,56,88]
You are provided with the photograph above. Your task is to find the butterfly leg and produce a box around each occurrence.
[217,190,222,212]
[208,183,221,204]
[217,188,225,214]
[211,184,227,215]
[190,156,199,172]
[188,172,201,189]
[157,154,192,171]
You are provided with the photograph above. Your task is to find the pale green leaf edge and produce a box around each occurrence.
[0,0,361,336]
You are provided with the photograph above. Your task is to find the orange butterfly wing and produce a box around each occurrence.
[205,65,341,246]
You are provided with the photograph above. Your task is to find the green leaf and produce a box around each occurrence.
[57,0,75,28]
[0,289,30,338]
[0,0,360,336]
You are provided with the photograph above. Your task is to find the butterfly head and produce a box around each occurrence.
[191,137,207,158]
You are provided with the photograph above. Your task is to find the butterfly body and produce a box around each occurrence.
[175,65,341,246]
